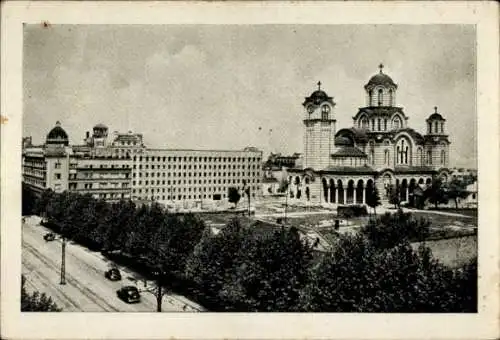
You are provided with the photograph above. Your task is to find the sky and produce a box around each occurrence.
[23,24,476,168]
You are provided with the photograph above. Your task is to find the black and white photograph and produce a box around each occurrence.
[2,2,499,340]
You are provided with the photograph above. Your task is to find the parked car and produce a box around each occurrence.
[43,232,56,242]
[105,268,122,281]
[116,286,141,304]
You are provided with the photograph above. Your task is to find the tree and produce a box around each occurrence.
[366,186,381,219]
[446,179,470,209]
[360,209,431,249]
[425,178,448,209]
[387,184,401,209]
[21,275,61,312]
[228,187,241,208]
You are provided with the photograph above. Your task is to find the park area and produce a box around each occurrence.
[192,202,478,269]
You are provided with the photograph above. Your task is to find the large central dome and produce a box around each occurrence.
[364,64,398,90]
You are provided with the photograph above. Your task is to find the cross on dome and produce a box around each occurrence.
[378,63,384,73]
[434,106,438,113]
[317,81,322,90]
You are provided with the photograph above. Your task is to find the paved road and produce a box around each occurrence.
[22,217,204,312]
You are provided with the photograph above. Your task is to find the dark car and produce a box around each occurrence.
[117,286,141,304]
[105,268,122,281]
[43,232,56,242]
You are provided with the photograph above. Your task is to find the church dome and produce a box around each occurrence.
[94,123,108,130]
[302,81,335,106]
[46,121,69,146]
[427,107,445,121]
[334,136,353,146]
[364,64,397,90]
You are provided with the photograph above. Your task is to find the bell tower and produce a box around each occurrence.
[302,81,336,170]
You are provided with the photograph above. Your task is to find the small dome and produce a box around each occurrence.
[364,64,397,89]
[302,81,335,106]
[427,107,445,121]
[334,136,353,146]
[46,121,69,146]
[94,123,108,130]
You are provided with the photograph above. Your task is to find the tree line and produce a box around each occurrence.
[387,177,473,210]
[23,185,476,312]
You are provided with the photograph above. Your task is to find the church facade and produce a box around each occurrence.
[286,65,451,206]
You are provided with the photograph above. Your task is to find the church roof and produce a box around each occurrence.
[394,128,425,144]
[331,146,367,158]
[393,166,436,174]
[354,106,406,119]
[427,107,445,121]
[302,82,335,106]
[336,128,370,143]
[319,165,377,174]
[364,65,398,90]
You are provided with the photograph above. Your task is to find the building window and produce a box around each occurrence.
[396,139,410,165]
[441,150,446,164]
[378,89,383,106]
[54,173,61,180]
[392,116,401,130]
[384,149,390,165]
[427,150,432,165]
[321,105,329,120]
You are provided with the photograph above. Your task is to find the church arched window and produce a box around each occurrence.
[396,139,410,165]
[392,116,401,130]
[441,150,446,164]
[384,149,390,165]
[321,105,330,120]
[369,90,373,106]
[378,89,383,106]
[377,119,381,131]
[360,117,368,129]
[417,147,423,166]
[427,150,432,165]
[441,122,444,133]
[384,119,387,131]
[389,89,393,106]
[434,121,439,134]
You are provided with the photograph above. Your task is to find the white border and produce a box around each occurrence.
[2,1,499,339]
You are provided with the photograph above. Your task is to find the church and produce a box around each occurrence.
[286,65,451,206]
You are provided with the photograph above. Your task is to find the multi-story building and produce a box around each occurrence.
[23,122,263,207]
[285,65,452,206]
[23,121,132,201]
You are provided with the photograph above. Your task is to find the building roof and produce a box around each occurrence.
[395,128,425,144]
[336,127,370,143]
[334,136,353,147]
[427,107,445,121]
[393,166,436,174]
[46,121,69,146]
[302,82,335,106]
[319,165,377,174]
[354,106,407,119]
[331,146,367,158]
[364,65,398,90]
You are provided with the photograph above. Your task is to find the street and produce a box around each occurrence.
[22,216,204,312]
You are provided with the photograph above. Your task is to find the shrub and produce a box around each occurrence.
[337,205,368,218]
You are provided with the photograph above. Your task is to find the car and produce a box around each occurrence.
[104,268,122,281]
[43,232,56,242]
[116,286,141,304]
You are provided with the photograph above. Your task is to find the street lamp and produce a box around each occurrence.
[139,265,169,312]
[60,233,66,285]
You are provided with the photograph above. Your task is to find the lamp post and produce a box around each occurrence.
[60,234,66,285]
[140,266,169,312]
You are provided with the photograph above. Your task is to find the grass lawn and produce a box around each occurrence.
[409,211,477,228]
[411,235,477,268]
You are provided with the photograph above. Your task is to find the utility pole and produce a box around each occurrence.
[284,179,289,224]
[156,275,163,312]
[60,235,66,285]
